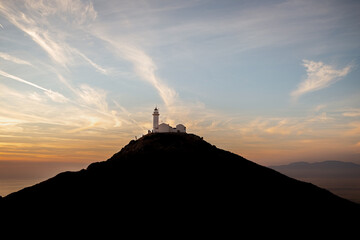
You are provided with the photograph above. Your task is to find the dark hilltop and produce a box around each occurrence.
[1,133,359,229]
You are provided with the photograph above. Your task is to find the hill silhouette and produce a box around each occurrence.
[270,161,360,204]
[1,133,359,229]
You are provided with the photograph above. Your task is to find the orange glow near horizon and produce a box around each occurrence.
[1,118,360,166]
[1,122,360,197]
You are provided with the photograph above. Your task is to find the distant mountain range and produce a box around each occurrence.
[1,133,359,230]
[270,160,360,175]
[270,161,360,204]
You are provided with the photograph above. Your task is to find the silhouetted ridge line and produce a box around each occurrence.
[2,133,359,228]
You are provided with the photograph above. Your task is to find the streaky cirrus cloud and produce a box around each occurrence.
[0,69,68,103]
[342,109,360,117]
[291,60,352,99]
[1,0,175,108]
[74,49,109,75]
[0,3,70,68]
[0,0,106,72]
[94,33,178,108]
[23,0,97,24]
[0,52,32,66]
[76,84,108,113]
[119,45,177,108]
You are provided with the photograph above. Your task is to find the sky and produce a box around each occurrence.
[0,0,360,195]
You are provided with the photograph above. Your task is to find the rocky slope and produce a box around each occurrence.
[2,133,359,229]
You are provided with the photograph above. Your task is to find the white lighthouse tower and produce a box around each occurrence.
[153,107,159,133]
[151,107,186,133]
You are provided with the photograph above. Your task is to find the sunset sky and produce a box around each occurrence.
[1,0,360,195]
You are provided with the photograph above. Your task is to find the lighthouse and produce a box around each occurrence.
[151,107,186,133]
[153,107,159,132]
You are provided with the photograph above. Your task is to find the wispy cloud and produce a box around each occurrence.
[55,73,116,118]
[291,60,351,99]
[0,2,71,67]
[0,52,32,66]
[74,50,109,75]
[95,34,177,108]
[0,0,106,72]
[0,69,68,103]
[57,74,134,132]
[23,0,97,24]
[120,45,177,107]
[44,90,68,103]
[0,81,133,138]
[76,84,108,113]
[343,109,360,117]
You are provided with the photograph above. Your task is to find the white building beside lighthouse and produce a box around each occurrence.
[152,107,186,133]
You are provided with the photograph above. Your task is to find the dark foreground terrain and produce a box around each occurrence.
[1,133,359,231]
